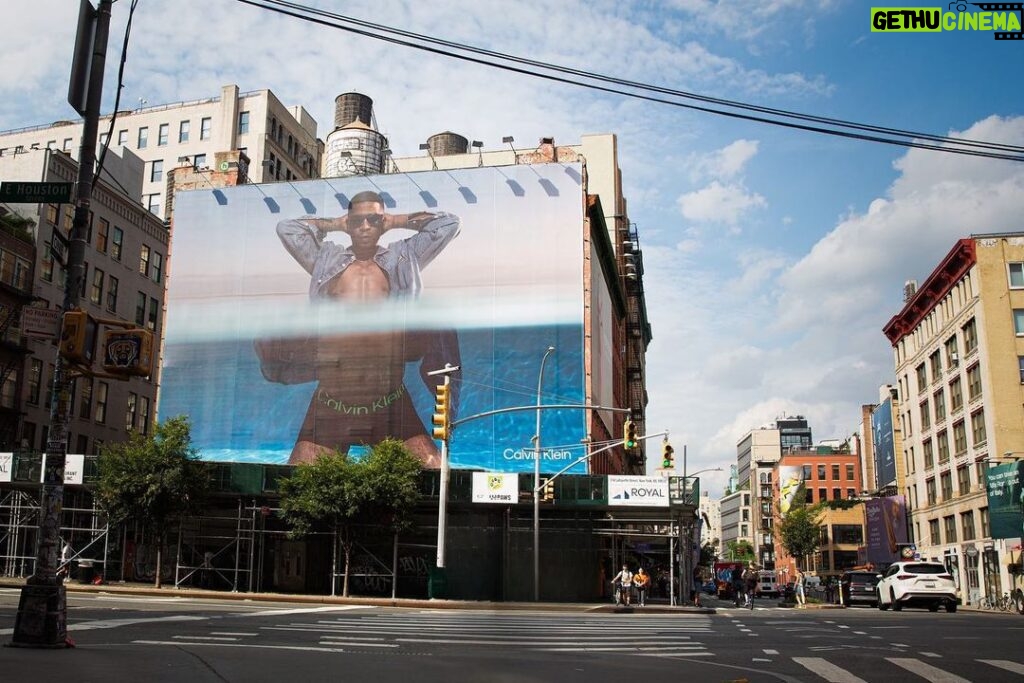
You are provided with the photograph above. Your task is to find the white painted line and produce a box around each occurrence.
[921,652,941,658]
[979,660,1024,675]
[854,631,867,635]
[764,649,779,655]
[637,652,714,658]
[172,635,238,642]
[235,606,372,618]
[318,635,386,641]
[793,657,868,683]
[752,658,772,662]
[134,640,349,653]
[67,615,208,631]
[317,640,398,648]
[210,632,259,637]
[892,643,910,648]
[837,625,850,629]
[887,658,971,683]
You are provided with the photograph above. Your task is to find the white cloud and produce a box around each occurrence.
[688,139,760,182]
[677,181,767,226]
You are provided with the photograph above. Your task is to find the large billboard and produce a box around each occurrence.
[864,495,908,566]
[778,465,805,516]
[871,399,896,488]
[161,164,587,472]
[985,461,1024,540]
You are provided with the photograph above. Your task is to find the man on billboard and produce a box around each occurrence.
[255,190,461,467]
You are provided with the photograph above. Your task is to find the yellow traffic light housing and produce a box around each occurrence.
[432,379,451,441]
[624,419,638,450]
[661,440,675,469]
[59,309,98,366]
[102,328,154,377]
[542,477,555,502]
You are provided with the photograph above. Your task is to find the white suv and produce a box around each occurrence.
[876,561,958,612]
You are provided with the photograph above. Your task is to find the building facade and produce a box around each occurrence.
[883,234,1024,605]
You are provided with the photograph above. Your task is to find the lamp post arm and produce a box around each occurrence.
[535,430,669,491]
[452,404,629,429]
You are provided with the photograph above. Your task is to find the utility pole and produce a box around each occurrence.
[11,0,112,648]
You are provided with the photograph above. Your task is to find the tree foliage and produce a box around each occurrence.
[777,500,826,570]
[726,539,756,564]
[94,416,209,587]
[278,438,423,596]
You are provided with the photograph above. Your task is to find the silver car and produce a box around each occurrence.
[877,561,958,612]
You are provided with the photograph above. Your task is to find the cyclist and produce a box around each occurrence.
[730,565,745,607]
[743,564,758,609]
[611,564,634,606]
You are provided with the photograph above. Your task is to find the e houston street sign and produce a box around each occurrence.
[0,181,74,204]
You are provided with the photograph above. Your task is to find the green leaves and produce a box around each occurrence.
[777,500,826,570]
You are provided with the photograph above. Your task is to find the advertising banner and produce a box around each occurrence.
[778,465,805,516]
[162,165,586,472]
[607,475,669,507]
[864,495,908,566]
[0,452,11,482]
[872,398,896,487]
[39,453,85,485]
[471,472,519,504]
[985,461,1024,540]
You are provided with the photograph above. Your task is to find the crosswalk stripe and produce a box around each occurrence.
[978,660,1024,675]
[886,658,971,682]
[793,657,868,683]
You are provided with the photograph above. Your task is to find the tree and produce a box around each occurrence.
[777,501,826,571]
[94,416,209,587]
[278,438,422,597]
[726,539,755,564]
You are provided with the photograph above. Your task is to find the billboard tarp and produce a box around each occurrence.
[872,399,896,488]
[864,495,908,566]
[162,165,586,472]
[778,465,804,516]
[985,461,1024,540]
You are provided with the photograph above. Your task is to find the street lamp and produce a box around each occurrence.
[533,345,555,601]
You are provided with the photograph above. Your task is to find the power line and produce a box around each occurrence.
[236,0,1024,163]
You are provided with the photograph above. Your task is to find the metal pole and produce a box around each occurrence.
[533,346,555,602]
[391,532,398,600]
[12,0,111,648]
[436,435,449,568]
[669,533,675,606]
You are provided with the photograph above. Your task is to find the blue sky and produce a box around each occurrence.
[1,1,1022,497]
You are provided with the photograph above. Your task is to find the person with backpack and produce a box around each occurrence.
[730,564,745,607]
[611,564,634,606]
[743,564,758,609]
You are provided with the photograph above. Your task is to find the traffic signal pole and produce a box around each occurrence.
[11,0,112,648]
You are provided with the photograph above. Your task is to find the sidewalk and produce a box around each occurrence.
[0,577,717,614]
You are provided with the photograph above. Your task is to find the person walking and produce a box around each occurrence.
[692,565,704,607]
[633,567,650,607]
[611,564,634,606]
[744,564,758,609]
[794,568,806,607]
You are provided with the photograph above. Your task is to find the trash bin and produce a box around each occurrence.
[428,567,447,599]
[78,559,95,584]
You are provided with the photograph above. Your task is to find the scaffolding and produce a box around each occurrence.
[174,498,256,591]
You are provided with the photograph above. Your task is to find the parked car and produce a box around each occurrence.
[876,561,958,612]
[839,570,882,607]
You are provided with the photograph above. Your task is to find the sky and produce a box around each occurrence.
[1,0,1022,498]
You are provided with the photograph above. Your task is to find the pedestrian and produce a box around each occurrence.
[692,565,704,607]
[794,568,806,607]
[730,564,744,606]
[633,567,650,607]
[744,564,758,608]
[611,564,634,606]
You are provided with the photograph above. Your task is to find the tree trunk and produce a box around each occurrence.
[154,534,163,589]
[342,537,351,598]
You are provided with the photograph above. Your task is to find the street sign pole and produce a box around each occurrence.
[10,0,112,649]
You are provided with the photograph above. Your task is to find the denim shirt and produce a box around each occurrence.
[276,212,461,299]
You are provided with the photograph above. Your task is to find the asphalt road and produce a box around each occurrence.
[2,589,1024,682]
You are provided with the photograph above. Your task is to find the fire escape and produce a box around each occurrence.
[621,222,651,474]
[0,247,34,450]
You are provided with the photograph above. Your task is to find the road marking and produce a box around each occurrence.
[134,640,350,653]
[318,635,387,641]
[636,652,714,658]
[921,652,941,658]
[793,657,868,683]
[317,640,398,648]
[887,658,971,683]
[979,660,1024,675]
[173,635,238,641]
[210,632,259,637]
[837,625,850,629]
[764,649,779,655]
[66,615,208,631]
[854,631,867,635]
[233,606,372,618]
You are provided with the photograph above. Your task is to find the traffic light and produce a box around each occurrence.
[102,328,154,377]
[431,378,451,441]
[661,440,675,469]
[623,419,637,450]
[541,477,555,502]
[59,309,98,366]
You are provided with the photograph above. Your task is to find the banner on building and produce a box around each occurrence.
[778,465,805,517]
[864,495,908,566]
[0,452,12,482]
[471,472,519,503]
[162,165,587,472]
[608,475,669,507]
[39,453,85,485]
[985,461,1024,540]
[872,398,896,488]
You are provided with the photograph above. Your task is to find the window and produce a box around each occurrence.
[832,487,841,501]
[150,159,163,182]
[99,132,108,147]
[971,410,987,446]
[926,478,937,505]
[179,120,190,143]
[1020,356,1024,384]
[846,488,856,499]
[146,194,161,215]
[200,117,212,140]
[135,292,146,326]
[920,400,931,430]
[802,465,812,480]
[1015,309,1024,336]
[107,275,119,313]
[76,435,88,455]
[22,422,36,450]
[831,464,840,480]
[139,396,150,435]
[139,244,151,276]
[962,318,978,355]
[961,511,976,541]
[981,507,990,537]
[238,111,250,134]
[158,123,168,146]
[916,364,927,392]
[117,129,127,146]
[152,252,163,283]
[957,465,971,496]
[953,421,967,455]
[845,464,854,480]
[79,377,93,419]
[148,297,159,331]
[945,336,959,368]
[943,515,957,543]
[940,471,953,500]
[95,381,108,423]
[27,359,42,405]
[967,364,982,400]
[929,518,940,543]
[138,127,148,148]
[817,464,826,479]
[818,488,827,503]
[63,137,73,151]
[96,217,109,252]
[1010,262,1024,288]
[930,350,942,382]
[41,243,53,282]
[949,377,963,413]
[194,153,206,168]
[126,392,137,431]
[112,227,123,261]
[976,460,987,491]
[90,268,104,306]
[937,431,949,463]
[79,263,88,298]
[934,389,946,422]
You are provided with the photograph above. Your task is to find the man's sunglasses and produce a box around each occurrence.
[346,213,385,229]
